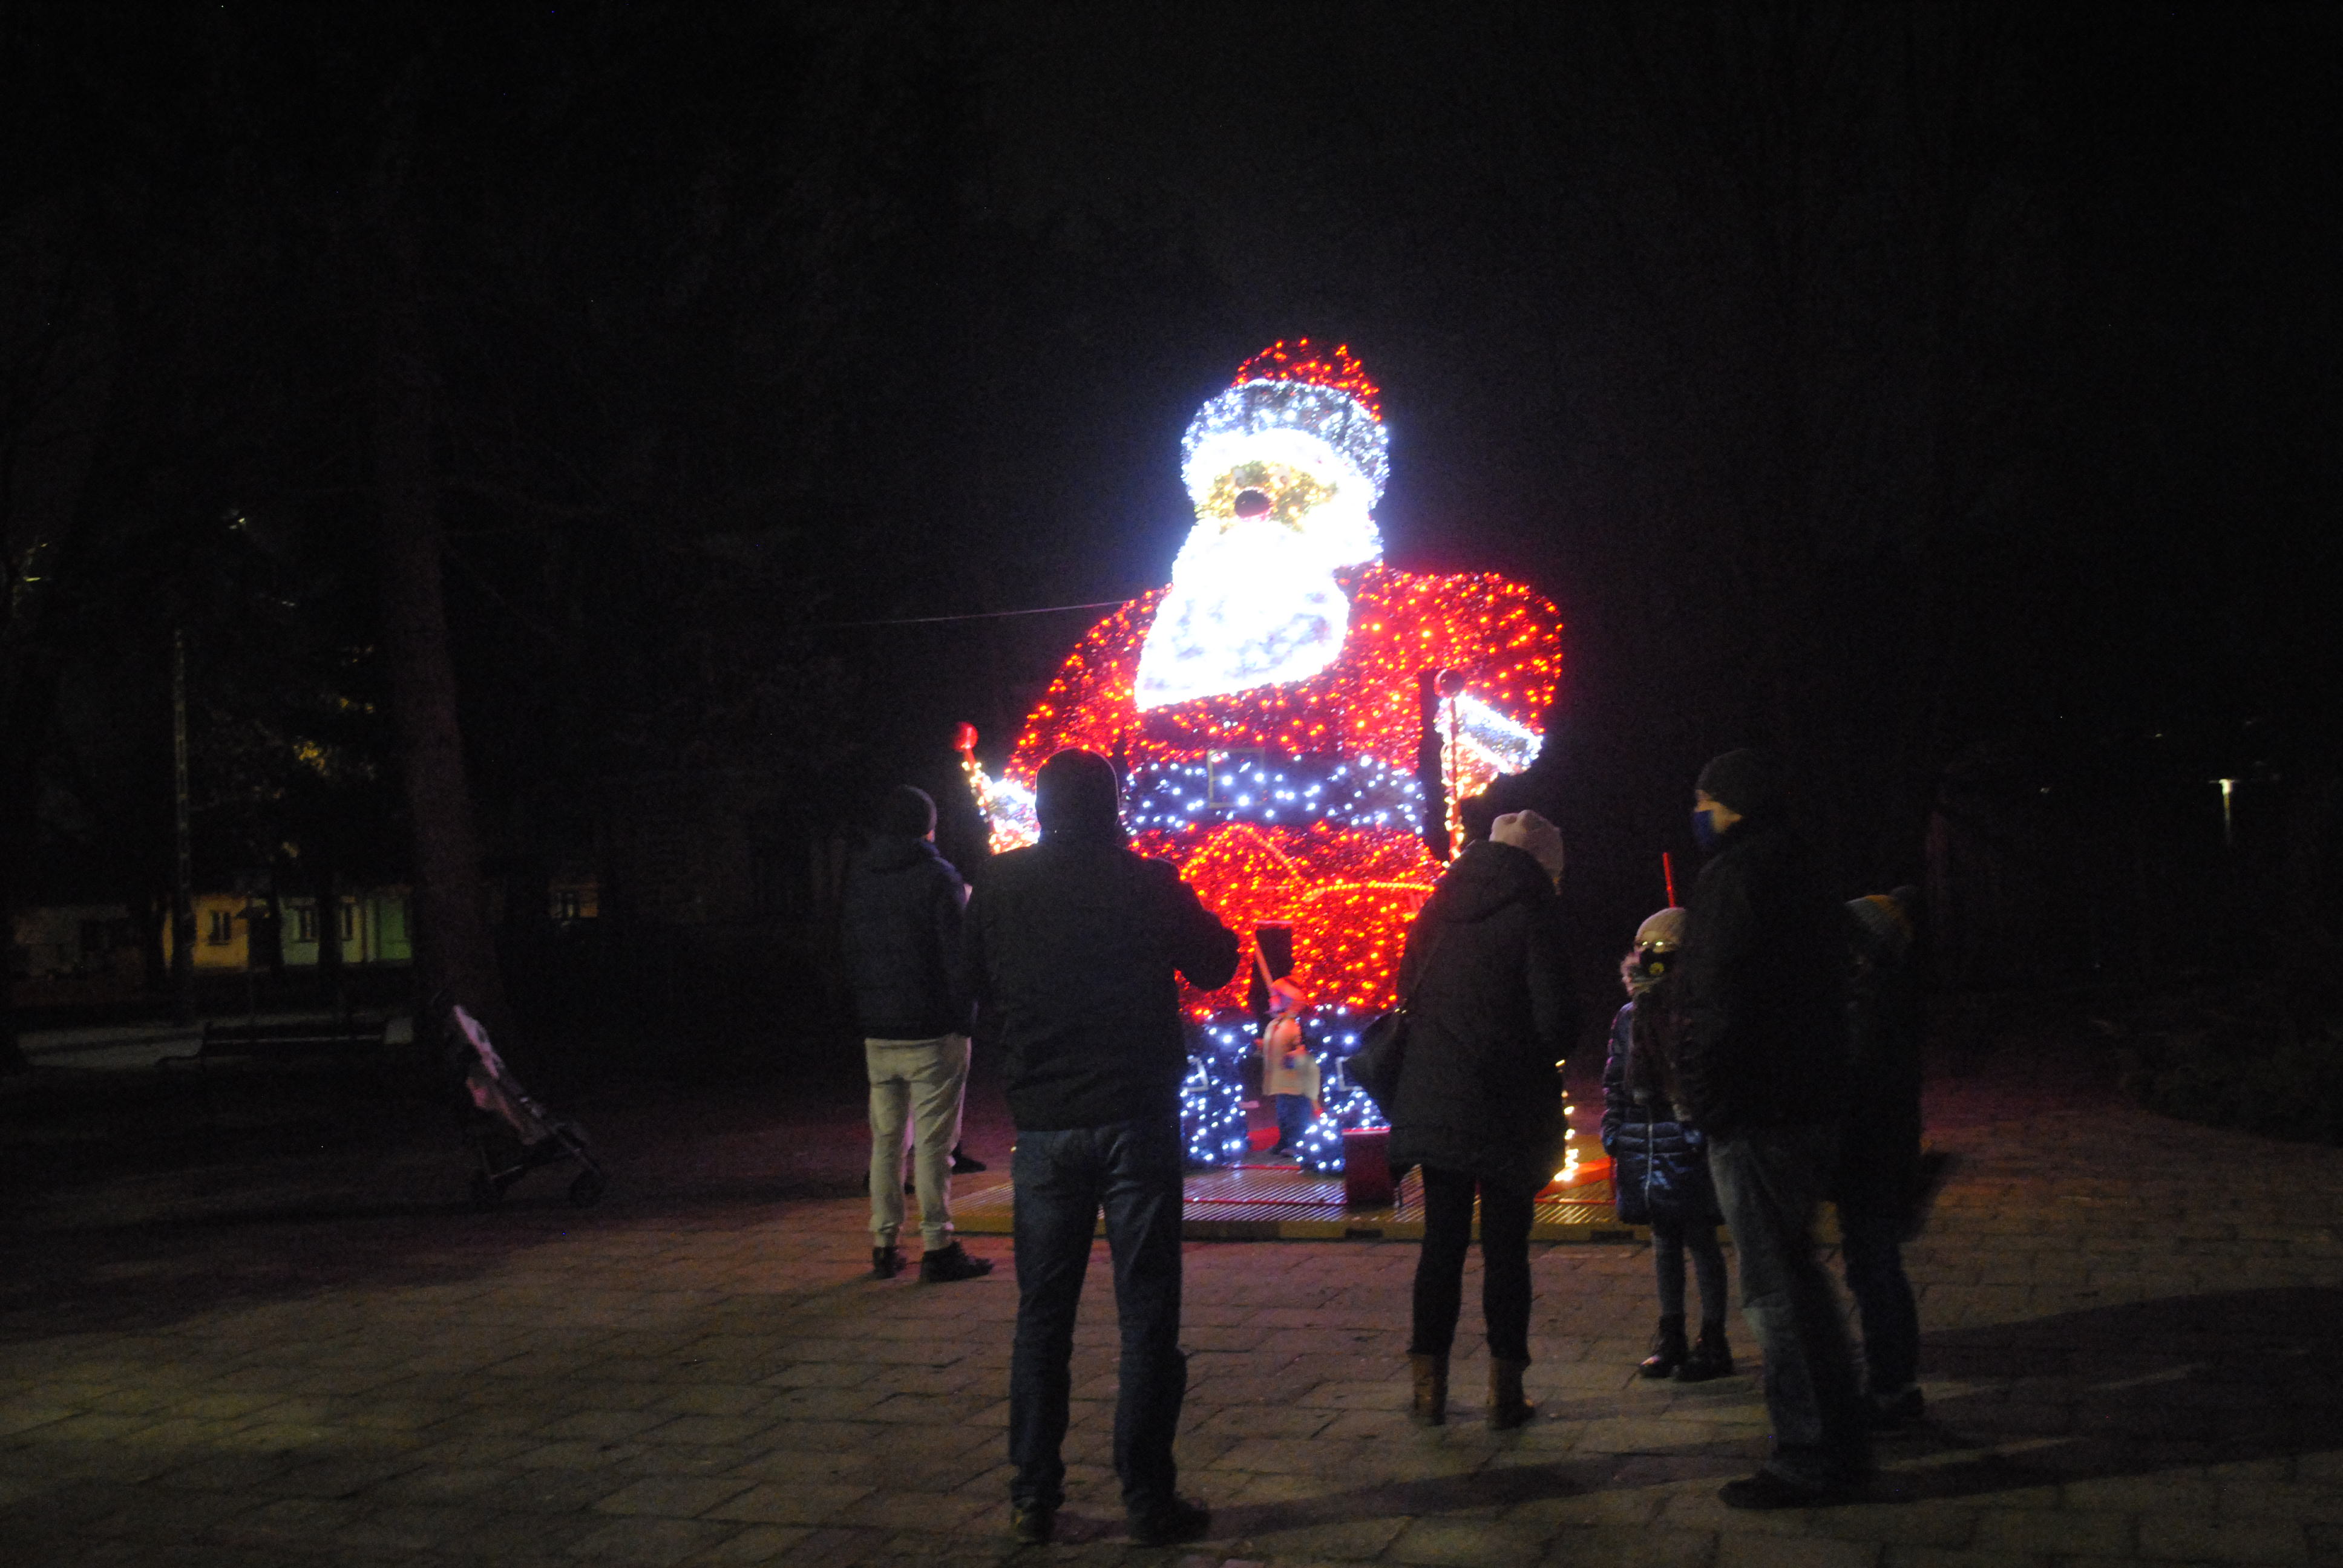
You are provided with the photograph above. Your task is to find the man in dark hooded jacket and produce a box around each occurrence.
[966,749,1238,1548]
[840,785,992,1285]
[1677,748,1870,1506]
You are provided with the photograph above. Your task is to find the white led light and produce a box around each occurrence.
[1181,381,1389,505]
[965,757,1040,853]
[1138,380,1389,709]
[1453,693,1544,775]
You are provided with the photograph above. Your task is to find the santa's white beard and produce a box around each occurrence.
[1135,517,1366,709]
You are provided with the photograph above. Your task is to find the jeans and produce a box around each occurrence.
[1837,1182,1920,1396]
[866,1034,969,1251]
[1009,1117,1188,1517]
[1650,1216,1730,1327]
[1708,1125,1872,1487]
[1409,1166,1535,1363]
[1273,1093,1311,1151]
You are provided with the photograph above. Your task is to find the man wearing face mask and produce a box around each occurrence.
[1676,749,1871,1508]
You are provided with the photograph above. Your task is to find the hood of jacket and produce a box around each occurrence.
[856,834,943,877]
[1707,814,1792,868]
[1420,838,1552,926]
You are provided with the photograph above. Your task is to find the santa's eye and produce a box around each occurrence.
[1233,489,1272,518]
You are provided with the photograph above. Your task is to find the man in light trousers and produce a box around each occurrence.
[840,785,993,1284]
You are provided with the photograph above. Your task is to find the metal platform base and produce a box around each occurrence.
[951,1162,1644,1243]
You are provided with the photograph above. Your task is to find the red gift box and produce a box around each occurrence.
[1342,1126,1394,1207]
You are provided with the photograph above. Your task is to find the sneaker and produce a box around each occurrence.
[919,1241,995,1283]
[951,1148,988,1174]
[1128,1495,1210,1547]
[1008,1503,1054,1544]
[1717,1469,1860,1510]
[870,1244,905,1279]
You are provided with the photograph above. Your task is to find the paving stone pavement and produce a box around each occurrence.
[5,1020,2343,1567]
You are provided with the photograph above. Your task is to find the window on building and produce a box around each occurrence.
[206,909,234,944]
[293,905,317,944]
[551,887,583,921]
[339,901,357,942]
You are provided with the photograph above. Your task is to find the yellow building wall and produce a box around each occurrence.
[159,889,413,970]
[156,893,254,971]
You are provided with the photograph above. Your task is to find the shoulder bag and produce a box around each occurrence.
[1348,920,1444,1115]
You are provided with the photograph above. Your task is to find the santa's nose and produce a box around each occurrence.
[1233,488,1272,518]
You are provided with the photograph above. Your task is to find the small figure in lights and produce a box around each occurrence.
[1259,973,1318,1160]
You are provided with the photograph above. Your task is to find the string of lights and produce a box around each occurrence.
[978,564,1561,1010]
[1123,751,1424,834]
[1179,1011,1384,1172]
[1180,1025,1255,1166]
[1001,569,1558,816]
[967,341,1565,1175]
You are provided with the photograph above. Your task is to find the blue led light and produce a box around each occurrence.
[1181,1007,1393,1174]
[1124,751,1425,834]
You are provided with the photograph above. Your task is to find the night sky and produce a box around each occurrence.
[3,2,2335,1034]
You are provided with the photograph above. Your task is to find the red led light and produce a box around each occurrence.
[1004,563,1562,1010]
[1231,338,1383,419]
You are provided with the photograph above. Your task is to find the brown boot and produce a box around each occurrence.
[1489,1358,1535,1429]
[1407,1353,1448,1426]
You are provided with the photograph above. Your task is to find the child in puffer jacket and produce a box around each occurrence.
[1602,907,1733,1381]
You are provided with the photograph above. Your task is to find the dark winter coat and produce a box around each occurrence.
[1386,840,1578,1195]
[1674,820,1850,1140]
[967,836,1239,1131]
[839,835,972,1041]
[1835,916,1924,1212]
[1601,1001,1723,1227]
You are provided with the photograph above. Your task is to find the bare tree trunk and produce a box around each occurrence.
[372,184,510,1045]
[171,627,195,1022]
[0,750,34,1074]
[0,248,119,1071]
[312,854,346,1026]
[0,648,67,1072]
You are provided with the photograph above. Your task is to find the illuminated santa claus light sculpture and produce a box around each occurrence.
[963,341,1561,1019]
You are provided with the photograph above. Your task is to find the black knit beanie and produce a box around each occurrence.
[1695,748,1786,820]
[877,784,937,839]
[1035,749,1124,842]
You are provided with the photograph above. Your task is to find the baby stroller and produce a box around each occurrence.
[447,1004,606,1208]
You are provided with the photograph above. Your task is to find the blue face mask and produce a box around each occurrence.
[1691,807,1723,853]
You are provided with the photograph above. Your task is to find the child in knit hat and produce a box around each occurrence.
[1601,907,1734,1381]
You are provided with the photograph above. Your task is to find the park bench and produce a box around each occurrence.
[159,1017,392,1080]
[193,1017,387,1062]
[159,1017,399,1122]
